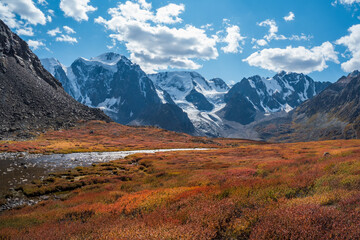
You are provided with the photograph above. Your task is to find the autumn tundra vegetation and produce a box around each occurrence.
[0,121,359,239]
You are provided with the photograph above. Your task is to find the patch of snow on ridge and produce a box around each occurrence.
[66,67,82,101]
[284,104,293,113]
[262,77,282,96]
[156,89,167,104]
[90,52,123,65]
[97,97,121,113]
[148,71,230,136]
[41,58,61,76]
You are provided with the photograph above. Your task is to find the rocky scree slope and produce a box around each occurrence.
[0,20,110,139]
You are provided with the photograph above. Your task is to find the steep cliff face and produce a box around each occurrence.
[0,20,110,139]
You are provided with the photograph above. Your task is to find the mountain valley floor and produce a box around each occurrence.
[0,121,359,239]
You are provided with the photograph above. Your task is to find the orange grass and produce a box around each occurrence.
[0,137,360,239]
[0,121,256,154]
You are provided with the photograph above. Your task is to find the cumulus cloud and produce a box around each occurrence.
[288,34,313,41]
[48,9,54,16]
[336,0,360,4]
[27,39,45,50]
[95,0,219,72]
[17,27,34,36]
[252,18,311,48]
[56,34,78,43]
[0,0,48,40]
[336,24,360,72]
[47,27,61,36]
[259,19,286,41]
[106,39,117,50]
[63,26,75,34]
[47,26,76,44]
[0,2,19,28]
[155,3,185,24]
[284,12,295,21]
[2,0,47,25]
[221,25,246,53]
[251,38,268,49]
[251,19,285,48]
[37,0,47,5]
[244,42,339,74]
[60,0,97,21]
[256,39,268,46]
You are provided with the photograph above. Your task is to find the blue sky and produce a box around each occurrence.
[1,0,360,83]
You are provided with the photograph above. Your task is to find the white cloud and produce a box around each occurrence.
[137,0,151,10]
[47,27,61,36]
[48,9,54,16]
[284,12,295,21]
[106,39,117,49]
[221,25,246,53]
[0,2,19,28]
[55,34,78,43]
[256,39,268,46]
[27,39,45,50]
[201,23,213,30]
[2,0,47,25]
[336,0,360,4]
[336,24,360,72]
[60,0,97,21]
[252,18,311,48]
[155,3,185,24]
[244,42,339,74]
[17,27,34,36]
[288,34,313,41]
[251,19,286,48]
[258,19,286,41]
[95,0,218,73]
[37,0,47,6]
[63,26,75,34]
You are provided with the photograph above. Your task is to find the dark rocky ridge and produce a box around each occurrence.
[291,71,360,141]
[0,20,110,139]
[255,71,360,142]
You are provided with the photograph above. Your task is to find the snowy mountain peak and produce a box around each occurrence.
[348,70,360,78]
[71,53,134,73]
[274,71,308,83]
[91,52,121,63]
[90,52,132,66]
[209,78,230,92]
[41,58,65,76]
[148,71,227,101]
[149,71,231,137]
[42,54,195,134]
[224,72,331,125]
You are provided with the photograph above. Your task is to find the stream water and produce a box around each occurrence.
[0,148,211,197]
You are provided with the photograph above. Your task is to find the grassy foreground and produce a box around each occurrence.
[0,122,359,239]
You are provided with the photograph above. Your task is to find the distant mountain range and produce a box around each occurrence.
[41,53,195,134]
[41,53,331,139]
[257,70,360,142]
[1,17,359,143]
[0,20,109,139]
